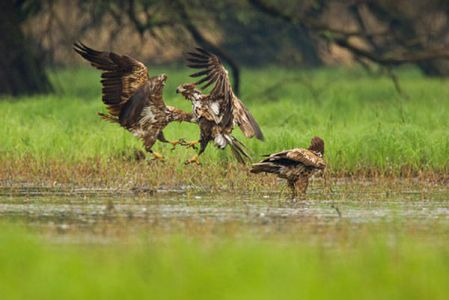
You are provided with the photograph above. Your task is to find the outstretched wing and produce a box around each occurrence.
[74,42,171,152]
[186,48,263,140]
[186,48,232,102]
[73,42,155,118]
[263,148,326,169]
[186,48,233,126]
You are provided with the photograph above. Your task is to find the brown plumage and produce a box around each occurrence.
[176,48,264,164]
[251,137,326,197]
[73,42,193,160]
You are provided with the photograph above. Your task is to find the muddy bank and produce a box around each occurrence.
[1,158,448,194]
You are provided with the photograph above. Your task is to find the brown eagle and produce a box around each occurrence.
[251,137,326,197]
[176,48,264,164]
[73,42,193,160]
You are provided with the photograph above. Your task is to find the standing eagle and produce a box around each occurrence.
[73,42,193,160]
[251,137,326,197]
[176,48,264,164]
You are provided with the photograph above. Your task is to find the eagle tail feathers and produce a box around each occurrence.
[250,162,281,174]
[224,135,251,164]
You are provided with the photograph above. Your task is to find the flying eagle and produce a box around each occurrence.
[176,48,264,164]
[73,42,194,160]
[250,137,326,197]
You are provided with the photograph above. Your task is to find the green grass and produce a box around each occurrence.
[1,225,448,300]
[2,67,448,299]
[1,67,448,174]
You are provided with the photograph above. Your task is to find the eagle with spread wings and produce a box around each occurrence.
[251,137,326,198]
[73,42,194,160]
[176,48,264,164]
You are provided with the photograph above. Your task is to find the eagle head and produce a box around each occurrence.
[159,74,167,84]
[308,136,325,157]
[176,83,202,101]
[150,74,167,91]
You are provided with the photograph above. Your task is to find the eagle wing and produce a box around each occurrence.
[233,98,264,140]
[264,148,326,169]
[73,42,164,118]
[186,48,263,140]
[186,48,232,126]
[74,42,169,151]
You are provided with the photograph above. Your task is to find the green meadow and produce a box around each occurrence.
[1,67,449,299]
[1,67,448,177]
[1,224,449,300]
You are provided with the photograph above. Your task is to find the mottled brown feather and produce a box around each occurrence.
[185,48,264,140]
[73,42,149,116]
[74,42,193,154]
[250,137,326,195]
[233,98,264,140]
[285,149,326,168]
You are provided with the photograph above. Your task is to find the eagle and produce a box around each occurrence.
[73,42,194,160]
[176,48,264,164]
[250,137,326,198]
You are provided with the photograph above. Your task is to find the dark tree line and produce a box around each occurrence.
[1,0,448,97]
[249,0,449,76]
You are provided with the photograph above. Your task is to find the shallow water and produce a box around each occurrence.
[1,182,448,243]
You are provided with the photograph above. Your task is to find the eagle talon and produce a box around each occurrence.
[184,155,201,165]
[169,139,186,151]
[149,151,165,162]
[183,140,200,150]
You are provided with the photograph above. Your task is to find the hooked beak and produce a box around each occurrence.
[176,86,183,94]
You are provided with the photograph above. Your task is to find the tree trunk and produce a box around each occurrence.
[0,1,52,96]
[294,25,322,67]
[417,60,449,77]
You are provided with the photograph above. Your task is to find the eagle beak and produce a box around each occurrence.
[176,87,183,94]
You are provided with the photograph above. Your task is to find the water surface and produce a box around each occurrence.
[1,182,448,243]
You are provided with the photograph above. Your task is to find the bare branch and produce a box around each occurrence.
[126,0,175,37]
[249,0,449,65]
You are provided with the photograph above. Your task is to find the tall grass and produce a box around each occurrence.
[1,67,448,174]
[0,225,448,300]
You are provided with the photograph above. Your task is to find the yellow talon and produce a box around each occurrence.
[150,151,165,161]
[184,155,201,165]
[169,139,183,150]
[168,139,198,150]
[183,140,200,150]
